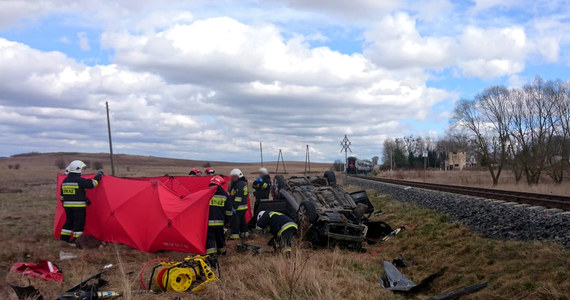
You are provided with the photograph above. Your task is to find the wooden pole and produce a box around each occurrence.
[260,142,264,167]
[105,101,116,176]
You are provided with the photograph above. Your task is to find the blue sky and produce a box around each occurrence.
[0,0,568,162]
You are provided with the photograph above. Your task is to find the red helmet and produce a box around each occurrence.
[189,167,202,175]
[205,168,215,174]
[210,175,225,187]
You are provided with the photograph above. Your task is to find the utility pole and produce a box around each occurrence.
[105,101,116,176]
[259,142,264,167]
[276,149,287,174]
[304,144,311,176]
[340,135,352,174]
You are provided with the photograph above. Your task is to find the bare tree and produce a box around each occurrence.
[452,86,511,186]
[547,80,569,183]
[509,77,558,184]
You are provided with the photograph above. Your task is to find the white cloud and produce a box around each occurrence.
[77,31,90,51]
[0,1,568,161]
[364,14,550,79]
[0,16,455,161]
[364,13,456,70]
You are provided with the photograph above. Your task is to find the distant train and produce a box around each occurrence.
[346,156,373,174]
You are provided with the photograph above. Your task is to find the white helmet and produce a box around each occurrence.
[258,167,269,175]
[66,160,87,174]
[230,168,244,178]
[257,210,266,221]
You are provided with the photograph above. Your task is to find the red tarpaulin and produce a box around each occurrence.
[54,175,251,253]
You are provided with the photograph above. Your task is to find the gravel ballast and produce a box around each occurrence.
[347,176,570,245]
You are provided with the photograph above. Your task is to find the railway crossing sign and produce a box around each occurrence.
[340,135,352,173]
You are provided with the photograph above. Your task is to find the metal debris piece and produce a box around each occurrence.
[59,250,78,260]
[380,261,446,292]
[392,255,409,268]
[9,284,43,300]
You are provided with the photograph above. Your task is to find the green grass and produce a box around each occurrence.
[0,185,568,299]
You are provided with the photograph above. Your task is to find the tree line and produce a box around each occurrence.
[379,134,475,171]
[452,76,570,185]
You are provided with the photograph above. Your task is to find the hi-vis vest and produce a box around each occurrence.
[60,173,98,208]
[209,186,232,226]
[229,180,249,211]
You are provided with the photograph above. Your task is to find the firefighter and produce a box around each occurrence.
[228,168,249,241]
[206,175,232,255]
[189,168,202,176]
[60,160,103,243]
[204,167,215,175]
[252,167,271,215]
[256,210,297,255]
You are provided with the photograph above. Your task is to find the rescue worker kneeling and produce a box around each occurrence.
[256,210,298,255]
[206,175,233,255]
[60,160,103,243]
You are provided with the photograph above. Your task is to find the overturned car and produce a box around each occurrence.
[257,171,391,250]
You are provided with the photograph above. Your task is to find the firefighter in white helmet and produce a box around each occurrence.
[60,160,103,243]
[228,168,249,241]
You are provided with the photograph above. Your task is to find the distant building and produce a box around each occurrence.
[445,151,467,170]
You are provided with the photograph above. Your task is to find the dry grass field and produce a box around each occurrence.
[0,153,569,299]
[377,169,570,196]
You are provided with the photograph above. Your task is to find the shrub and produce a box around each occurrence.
[203,162,212,168]
[8,164,13,169]
[55,159,66,170]
[13,164,20,170]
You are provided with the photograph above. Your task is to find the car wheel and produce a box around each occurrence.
[272,175,287,199]
[324,171,336,185]
[297,201,317,240]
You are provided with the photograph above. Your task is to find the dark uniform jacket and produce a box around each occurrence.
[60,173,101,207]
[256,211,298,237]
[229,179,248,211]
[252,174,271,200]
[208,185,232,226]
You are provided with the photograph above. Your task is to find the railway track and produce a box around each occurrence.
[347,175,570,211]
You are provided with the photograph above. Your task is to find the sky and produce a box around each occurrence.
[0,0,569,163]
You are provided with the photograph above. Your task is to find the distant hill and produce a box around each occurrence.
[3,152,330,168]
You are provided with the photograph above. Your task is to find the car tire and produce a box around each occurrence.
[297,201,318,224]
[324,171,336,186]
[272,175,287,199]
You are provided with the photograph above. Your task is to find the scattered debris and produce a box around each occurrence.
[75,234,103,249]
[57,289,121,299]
[59,250,78,260]
[380,261,446,292]
[392,255,409,268]
[237,243,261,255]
[381,226,406,242]
[9,284,43,300]
[58,264,120,299]
[373,210,383,216]
[142,255,218,293]
[65,264,113,293]
[10,260,63,282]
[427,282,488,300]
